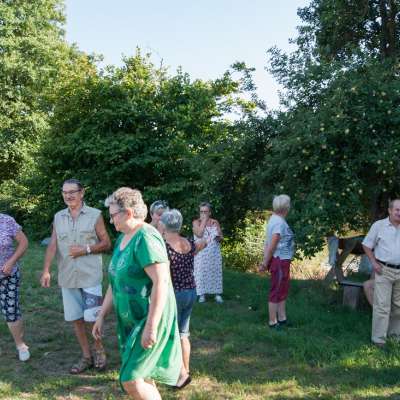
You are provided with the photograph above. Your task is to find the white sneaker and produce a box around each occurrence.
[215,295,224,303]
[17,345,30,362]
[198,295,206,303]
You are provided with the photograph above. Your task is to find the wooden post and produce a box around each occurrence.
[342,285,362,310]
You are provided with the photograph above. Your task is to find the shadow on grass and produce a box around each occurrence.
[188,269,399,398]
[1,244,399,399]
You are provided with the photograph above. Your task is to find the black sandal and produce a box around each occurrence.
[174,375,192,390]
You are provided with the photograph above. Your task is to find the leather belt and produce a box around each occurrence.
[377,260,400,270]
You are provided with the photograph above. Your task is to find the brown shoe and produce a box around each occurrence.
[93,347,107,371]
[70,356,93,374]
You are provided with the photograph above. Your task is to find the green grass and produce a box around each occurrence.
[0,242,399,399]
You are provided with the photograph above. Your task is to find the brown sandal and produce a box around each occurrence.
[70,356,93,374]
[93,347,107,371]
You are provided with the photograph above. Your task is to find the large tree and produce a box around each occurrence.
[230,0,400,255]
[0,0,72,182]
[29,51,245,237]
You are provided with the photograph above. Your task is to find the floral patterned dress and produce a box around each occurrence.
[194,225,223,296]
[0,214,22,322]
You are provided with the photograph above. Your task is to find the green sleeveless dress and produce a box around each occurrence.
[109,224,181,385]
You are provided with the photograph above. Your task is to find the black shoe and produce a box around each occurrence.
[174,375,192,390]
[268,322,279,329]
[278,319,292,327]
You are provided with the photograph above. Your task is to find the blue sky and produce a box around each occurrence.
[65,1,309,110]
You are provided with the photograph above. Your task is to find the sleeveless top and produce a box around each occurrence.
[53,204,102,288]
[166,239,196,291]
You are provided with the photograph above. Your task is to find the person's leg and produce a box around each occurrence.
[175,290,193,384]
[388,270,400,338]
[8,319,25,347]
[122,379,162,400]
[268,258,280,326]
[62,288,93,371]
[277,261,290,322]
[277,301,286,322]
[372,268,393,344]
[1,272,29,354]
[268,302,278,325]
[82,286,106,369]
[8,319,30,361]
[181,336,191,373]
[363,279,374,306]
[73,319,91,358]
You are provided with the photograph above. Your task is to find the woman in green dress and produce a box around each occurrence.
[92,187,182,399]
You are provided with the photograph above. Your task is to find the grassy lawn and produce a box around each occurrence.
[1,242,399,399]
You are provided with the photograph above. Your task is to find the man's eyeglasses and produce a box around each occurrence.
[61,189,82,196]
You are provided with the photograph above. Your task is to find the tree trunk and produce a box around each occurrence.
[379,0,398,57]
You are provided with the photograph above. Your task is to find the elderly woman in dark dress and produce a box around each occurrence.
[0,213,29,361]
[159,209,207,386]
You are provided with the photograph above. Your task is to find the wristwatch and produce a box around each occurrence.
[86,244,91,255]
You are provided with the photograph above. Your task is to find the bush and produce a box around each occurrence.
[221,211,269,272]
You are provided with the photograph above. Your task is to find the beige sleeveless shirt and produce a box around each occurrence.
[54,204,103,288]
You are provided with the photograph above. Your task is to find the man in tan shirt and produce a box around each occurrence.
[362,199,400,346]
[40,179,111,373]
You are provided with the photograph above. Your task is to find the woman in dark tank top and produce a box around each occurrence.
[159,209,206,390]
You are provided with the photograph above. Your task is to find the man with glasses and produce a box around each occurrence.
[40,179,111,373]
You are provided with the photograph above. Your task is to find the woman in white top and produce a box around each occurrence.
[260,195,295,328]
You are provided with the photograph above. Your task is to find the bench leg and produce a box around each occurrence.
[343,286,361,310]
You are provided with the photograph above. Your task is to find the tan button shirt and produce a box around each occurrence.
[362,217,400,265]
[54,204,103,288]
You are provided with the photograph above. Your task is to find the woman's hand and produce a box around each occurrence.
[258,262,267,273]
[92,316,105,340]
[1,261,14,276]
[141,324,157,349]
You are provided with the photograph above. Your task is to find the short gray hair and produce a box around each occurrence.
[160,209,183,233]
[150,200,169,216]
[105,187,147,220]
[272,194,291,213]
[389,199,400,209]
[199,202,212,210]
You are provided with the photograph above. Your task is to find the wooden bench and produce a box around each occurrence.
[339,280,364,310]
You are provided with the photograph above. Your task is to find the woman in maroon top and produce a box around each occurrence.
[159,209,206,388]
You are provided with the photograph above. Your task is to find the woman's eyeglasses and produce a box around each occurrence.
[109,210,125,222]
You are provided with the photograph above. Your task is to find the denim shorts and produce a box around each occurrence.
[61,285,103,322]
[175,288,196,337]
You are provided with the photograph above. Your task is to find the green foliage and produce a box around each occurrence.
[28,51,244,237]
[209,0,400,258]
[221,211,268,272]
[0,0,68,182]
[255,60,400,255]
[200,115,275,234]
[298,0,400,60]
[258,1,400,256]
